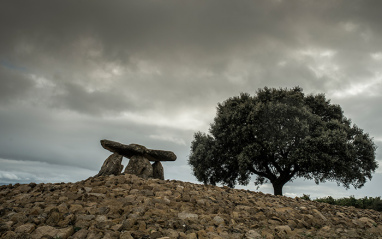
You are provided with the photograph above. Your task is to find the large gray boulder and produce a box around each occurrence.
[100,139,176,161]
[124,155,153,179]
[96,153,123,177]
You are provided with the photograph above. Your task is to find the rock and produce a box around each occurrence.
[71,228,89,238]
[275,225,292,235]
[101,139,176,161]
[354,217,376,228]
[120,231,134,239]
[46,210,62,226]
[0,222,10,234]
[312,208,327,221]
[152,161,164,180]
[1,231,17,239]
[186,232,197,239]
[70,204,83,213]
[15,223,36,233]
[213,215,225,225]
[32,225,74,239]
[96,153,123,177]
[245,230,262,238]
[178,212,199,220]
[124,155,153,179]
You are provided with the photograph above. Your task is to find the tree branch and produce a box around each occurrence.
[270,154,283,174]
[249,165,271,180]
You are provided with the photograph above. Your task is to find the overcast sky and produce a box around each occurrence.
[1,0,381,199]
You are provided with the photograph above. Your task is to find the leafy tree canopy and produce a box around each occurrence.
[189,87,378,195]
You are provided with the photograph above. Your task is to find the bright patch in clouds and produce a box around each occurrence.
[149,134,186,146]
[331,73,382,98]
[299,49,337,58]
[0,172,20,180]
[341,21,359,32]
[121,110,208,131]
[30,74,56,89]
[371,52,382,61]
[295,48,342,81]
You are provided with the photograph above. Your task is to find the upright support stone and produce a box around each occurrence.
[124,155,153,179]
[152,161,164,180]
[96,153,123,177]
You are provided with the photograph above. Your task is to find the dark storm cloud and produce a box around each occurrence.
[2,0,382,113]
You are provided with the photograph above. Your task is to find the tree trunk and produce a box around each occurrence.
[272,182,284,196]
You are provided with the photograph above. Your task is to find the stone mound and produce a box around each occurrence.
[0,174,381,239]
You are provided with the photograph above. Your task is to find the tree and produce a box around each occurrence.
[189,87,378,196]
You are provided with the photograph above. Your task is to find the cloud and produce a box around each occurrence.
[0,158,96,185]
[0,0,381,198]
[0,65,34,102]
[149,135,186,146]
[0,172,20,181]
[330,73,382,98]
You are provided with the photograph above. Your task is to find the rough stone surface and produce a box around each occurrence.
[31,225,73,239]
[1,174,381,239]
[152,161,164,180]
[96,153,123,177]
[124,155,153,179]
[101,139,176,161]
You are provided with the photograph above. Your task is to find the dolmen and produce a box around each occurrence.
[96,139,177,180]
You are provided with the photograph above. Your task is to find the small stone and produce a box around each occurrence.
[138,221,146,230]
[186,232,197,239]
[1,231,17,239]
[245,230,262,238]
[178,212,199,220]
[213,215,225,225]
[95,215,108,223]
[77,214,95,221]
[120,231,134,239]
[121,218,137,230]
[354,217,376,228]
[57,203,69,213]
[46,210,61,226]
[197,230,207,239]
[111,223,123,231]
[32,225,74,239]
[275,225,292,234]
[69,204,83,213]
[312,209,327,221]
[15,223,36,233]
[85,231,103,239]
[0,222,10,233]
[71,228,89,239]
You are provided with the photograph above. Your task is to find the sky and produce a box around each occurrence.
[1,0,381,199]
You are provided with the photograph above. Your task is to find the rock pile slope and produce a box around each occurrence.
[0,174,381,238]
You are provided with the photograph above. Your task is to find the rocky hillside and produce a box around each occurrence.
[0,174,381,239]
